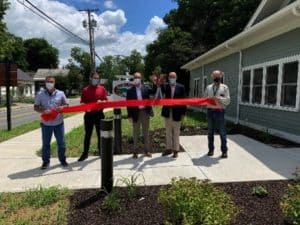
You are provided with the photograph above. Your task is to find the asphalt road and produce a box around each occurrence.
[0,98,80,130]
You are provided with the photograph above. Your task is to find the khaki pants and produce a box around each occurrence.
[133,109,150,153]
[165,115,181,152]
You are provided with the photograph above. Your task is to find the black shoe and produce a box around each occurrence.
[207,150,214,156]
[41,162,49,170]
[61,161,68,167]
[221,152,228,158]
[78,153,88,162]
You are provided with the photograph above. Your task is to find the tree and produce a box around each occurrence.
[0,0,13,61]
[144,0,260,83]
[145,27,194,80]
[23,38,59,71]
[67,47,91,84]
[122,50,145,75]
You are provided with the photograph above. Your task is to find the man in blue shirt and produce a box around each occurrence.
[34,75,69,169]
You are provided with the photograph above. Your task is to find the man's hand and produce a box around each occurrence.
[56,106,65,113]
[43,109,52,114]
[97,99,107,104]
[128,118,132,123]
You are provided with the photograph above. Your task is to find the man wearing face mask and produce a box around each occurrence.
[204,70,230,158]
[78,72,107,162]
[157,72,187,158]
[34,75,69,170]
[126,72,154,158]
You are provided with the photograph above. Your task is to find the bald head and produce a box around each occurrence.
[211,70,223,83]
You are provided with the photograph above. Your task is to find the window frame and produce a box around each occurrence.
[240,55,300,112]
[193,78,200,97]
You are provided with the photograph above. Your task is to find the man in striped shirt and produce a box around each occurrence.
[204,70,230,158]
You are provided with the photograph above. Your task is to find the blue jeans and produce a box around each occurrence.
[41,122,66,163]
[207,109,227,153]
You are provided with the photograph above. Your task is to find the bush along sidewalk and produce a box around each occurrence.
[158,178,238,225]
[280,167,300,225]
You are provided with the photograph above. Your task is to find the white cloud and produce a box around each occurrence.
[4,0,166,67]
[104,0,117,9]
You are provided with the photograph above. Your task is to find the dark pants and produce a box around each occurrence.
[207,109,227,153]
[41,122,66,163]
[83,111,104,155]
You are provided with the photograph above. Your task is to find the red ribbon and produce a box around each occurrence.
[41,98,217,122]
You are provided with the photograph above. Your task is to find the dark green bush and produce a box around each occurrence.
[252,185,268,198]
[158,178,238,225]
[281,168,300,225]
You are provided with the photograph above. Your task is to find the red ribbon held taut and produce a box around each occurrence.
[41,97,217,122]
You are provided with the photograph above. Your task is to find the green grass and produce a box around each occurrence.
[0,113,78,143]
[0,121,41,143]
[0,186,71,225]
[47,107,207,157]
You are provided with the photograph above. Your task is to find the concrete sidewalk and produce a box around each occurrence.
[0,114,300,192]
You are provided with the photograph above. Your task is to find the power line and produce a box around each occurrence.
[17,0,89,45]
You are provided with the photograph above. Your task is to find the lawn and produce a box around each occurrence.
[47,107,207,157]
[0,186,70,225]
[0,113,78,143]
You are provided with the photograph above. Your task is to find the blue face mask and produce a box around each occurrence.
[91,78,99,86]
[169,78,176,85]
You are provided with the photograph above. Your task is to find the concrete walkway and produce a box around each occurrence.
[1,114,300,192]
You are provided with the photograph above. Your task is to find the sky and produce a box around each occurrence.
[4,0,177,67]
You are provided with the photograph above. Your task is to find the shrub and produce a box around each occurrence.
[117,173,145,200]
[102,191,121,211]
[281,168,300,225]
[252,185,268,198]
[158,178,238,225]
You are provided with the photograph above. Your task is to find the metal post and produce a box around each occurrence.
[101,119,113,193]
[5,62,11,131]
[113,108,122,154]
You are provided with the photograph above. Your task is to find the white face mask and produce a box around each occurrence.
[134,78,141,86]
[169,78,176,85]
[45,82,54,90]
[91,78,99,86]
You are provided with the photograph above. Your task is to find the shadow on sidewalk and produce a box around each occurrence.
[8,157,99,180]
[192,155,220,167]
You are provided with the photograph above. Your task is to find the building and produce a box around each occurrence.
[182,0,300,143]
[33,68,69,93]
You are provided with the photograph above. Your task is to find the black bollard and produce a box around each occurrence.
[113,108,122,154]
[101,119,114,193]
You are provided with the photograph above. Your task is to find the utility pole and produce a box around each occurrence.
[80,8,98,73]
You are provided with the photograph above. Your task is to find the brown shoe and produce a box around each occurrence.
[144,152,152,157]
[172,151,178,158]
[162,149,173,156]
[133,153,138,159]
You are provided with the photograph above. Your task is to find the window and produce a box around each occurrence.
[265,65,278,105]
[193,79,200,97]
[242,70,251,102]
[202,76,207,95]
[252,68,263,104]
[281,61,298,107]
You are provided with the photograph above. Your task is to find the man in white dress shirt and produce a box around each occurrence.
[204,70,230,158]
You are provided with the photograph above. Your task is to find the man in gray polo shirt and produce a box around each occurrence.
[34,75,69,169]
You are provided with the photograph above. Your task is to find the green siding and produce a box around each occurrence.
[240,27,300,136]
[203,53,240,118]
[239,105,300,135]
[243,28,300,66]
[190,67,202,97]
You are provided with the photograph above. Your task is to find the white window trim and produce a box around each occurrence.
[202,76,207,96]
[193,78,200,97]
[240,54,300,112]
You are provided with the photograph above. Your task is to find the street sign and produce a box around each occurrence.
[0,63,17,86]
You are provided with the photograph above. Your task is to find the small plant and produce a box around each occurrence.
[280,168,300,225]
[158,178,238,225]
[252,185,268,197]
[117,173,145,200]
[259,128,272,143]
[24,185,70,208]
[102,191,121,211]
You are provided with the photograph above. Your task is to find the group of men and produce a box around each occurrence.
[34,70,230,170]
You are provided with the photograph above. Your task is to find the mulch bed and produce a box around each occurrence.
[118,124,300,155]
[68,180,294,225]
